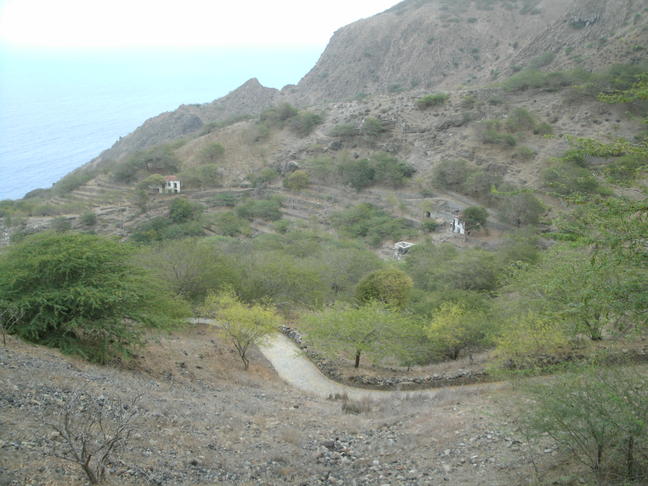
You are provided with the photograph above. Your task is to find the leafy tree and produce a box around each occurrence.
[213,211,251,237]
[113,144,180,183]
[330,203,413,247]
[542,161,608,197]
[134,238,239,304]
[0,232,188,362]
[462,206,488,231]
[433,159,470,189]
[302,301,420,368]
[179,164,222,189]
[202,290,280,370]
[371,153,416,187]
[329,123,358,138]
[522,367,648,482]
[494,311,570,369]
[288,111,323,137]
[416,93,449,109]
[169,198,204,224]
[248,167,279,187]
[235,197,283,221]
[355,267,413,309]
[498,244,642,341]
[497,192,545,226]
[283,170,310,191]
[79,211,97,227]
[136,173,166,191]
[426,303,490,360]
[339,159,376,190]
[361,117,387,138]
[199,142,225,163]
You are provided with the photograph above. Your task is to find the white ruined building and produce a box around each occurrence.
[393,241,415,260]
[160,176,181,194]
[451,216,465,235]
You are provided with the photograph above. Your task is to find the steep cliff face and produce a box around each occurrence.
[87,0,647,166]
[92,78,281,164]
[292,0,646,103]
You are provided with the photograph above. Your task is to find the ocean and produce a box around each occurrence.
[0,47,321,200]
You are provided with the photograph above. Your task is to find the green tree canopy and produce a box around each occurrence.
[355,267,413,309]
[426,302,491,360]
[461,206,488,231]
[0,232,189,362]
[302,301,422,368]
[202,290,280,370]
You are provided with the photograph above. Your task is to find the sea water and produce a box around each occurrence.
[0,47,321,200]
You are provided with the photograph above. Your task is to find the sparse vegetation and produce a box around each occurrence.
[331,204,414,247]
[416,93,449,109]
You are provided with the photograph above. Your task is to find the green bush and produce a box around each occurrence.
[199,142,225,164]
[213,211,251,237]
[371,153,416,187]
[169,198,204,224]
[528,52,555,69]
[210,192,240,207]
[505,108,537,133]
[331,203,413,247]
[355,267,413,309]
[542,162,608,197]
[0,232,188,362]
[339,159,376,190]
[462,206,488,231]
[497,192,544,226]
[405,243,502,293]
[421,220,440,232]
[235,197,283,221]
[515,146,537,160]
[502,69,575,92]
[288,112,323,137]
[521,368,648,483]
[416,93,449,109]
[130,217,205,243]
[247,167,279,187]
[478,120,517,146]
[283,170,310,191]
[329,123,359,138]
[426,303,491,360]
[51,217,72,232]
[53,168,97,195]
[432,159,471,188]
[80,211,98,227]
[179,164,222,189]
[533,121,553,135]
[113,145,180,183]
[361,117,387,138]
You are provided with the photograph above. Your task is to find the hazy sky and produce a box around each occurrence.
[0,0,400,49]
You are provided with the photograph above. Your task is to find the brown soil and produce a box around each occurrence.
[0,326,596,486]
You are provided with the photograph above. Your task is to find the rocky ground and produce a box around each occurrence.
[0,325,578,486]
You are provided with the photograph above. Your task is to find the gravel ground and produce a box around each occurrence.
[1,326,565,486]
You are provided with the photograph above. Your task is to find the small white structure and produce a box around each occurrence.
[160,176,181,194]
[451,216,465,235]
[394,241,415,260]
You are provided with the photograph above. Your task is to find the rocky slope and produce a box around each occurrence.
[91,78,280,165]
[84,0,648,166]
[293,0,645,103]
[1,328,563,486]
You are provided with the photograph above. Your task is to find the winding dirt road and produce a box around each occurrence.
[190,319,503,399]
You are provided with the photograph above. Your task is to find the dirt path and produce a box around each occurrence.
[190,319,503,399]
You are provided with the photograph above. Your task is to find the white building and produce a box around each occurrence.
[160,176,181,194]
[393,241,415,260]
[451,216,465,235]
